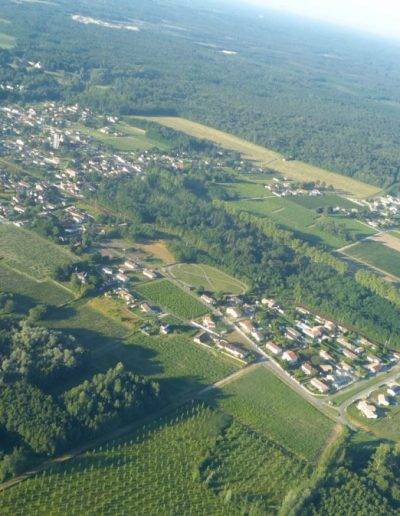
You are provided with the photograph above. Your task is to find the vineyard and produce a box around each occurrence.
[0,404,310,515]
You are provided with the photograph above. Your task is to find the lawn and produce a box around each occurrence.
[0,404,310,514]
[209,366,335,461]
[141,116,380,199]
[0,225,77,279]
[347,403,400,442]
[223,180,272,198]
[169,263,247,295]
[344,240,400,278]
[0,263,74,309]
[135,279,209,319]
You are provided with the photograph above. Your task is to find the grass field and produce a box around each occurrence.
[290,193,359,210]
[343,240,400,278]
[135,279,209,319]
[228,197,375,249]
[223,180,272,198]
[0,32,14,49]
[347,403,400,442]
[169,263,247,295]
[0,225,77,279]
[209,366,335,461]
[0,263,73,309]
[141,117,380,199]
[0,404,310,514]
[48,298,237,397]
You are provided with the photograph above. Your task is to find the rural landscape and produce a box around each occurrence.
[1,0,400,514]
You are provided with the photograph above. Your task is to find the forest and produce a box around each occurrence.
[1,0,400,187]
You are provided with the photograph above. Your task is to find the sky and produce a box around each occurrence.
[243,0,400,40]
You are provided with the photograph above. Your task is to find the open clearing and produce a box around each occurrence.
[169,263,247,295]
[0,32,15,49]
[0,404,310,514]
[141,116,380,199]
[135,278,209,319]
[0,224,77,279]
[135,240,176,264]
[208,366,335,462]
[343,240,400,279]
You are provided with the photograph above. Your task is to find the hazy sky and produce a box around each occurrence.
[244,0,400,40]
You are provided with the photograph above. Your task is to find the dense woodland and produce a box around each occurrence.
[1,0,400,187]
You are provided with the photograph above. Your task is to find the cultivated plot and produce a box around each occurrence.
[343,240,400,278]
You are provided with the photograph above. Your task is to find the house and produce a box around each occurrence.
[342,349,357,361]
[116,272,129,283]
[102,266,113,276]
[193,331,212,346]
[266,341,281,355]
[324,321,336,334]
[301,362,315,376]
[200,294,215,305]
[261,298,277,309]
[251,329,263,343]
[319,350,333,361]
[387,383,400,397]
[142,268,158,280]
[160,324,171,335]
[320,364,333,374]
[282,350,298,364]
[285,327,302,341]
[365,362,381,374]
[226,307,241,319]
[215,341,247,360]
[357,400,378,419]
[124,260,139,271]
[339,361,353,373]
[337,337,356,351]
[140,302,154,314]
[238,319,254,334]
[202,315,216,330]
[311,378,329,394]
[378,394,390,407]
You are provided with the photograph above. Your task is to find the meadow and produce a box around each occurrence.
[290,193,359,210]
[141,117,380,199]
[228,197,375,249]
[208,366,335,462]
[0,404,310,514]
[0,263,74,309]
[0,225,77,279]
[169,263,247,295]
[347,403,400,442]
[344,240,400,278]
[135,279,209,319]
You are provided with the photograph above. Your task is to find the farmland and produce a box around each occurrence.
[135,279,209,319]
[0,263,74,309]
[0,404,310,514]
[0,225,77,279]
[168,263,247,295]
[209,366,336,461]
[343,240,400,278]
[290,193,359,210]
[141,117,380,199]
[228,197,375,249]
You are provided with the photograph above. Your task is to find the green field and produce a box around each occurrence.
[76,120,169,152]
[0,32,14,49]
[347,403,400,442]
[290,194,359,210]
[135,279,209,319]
[0,404,310,514]
[344,240,400,278]
[223,180,272,199]
[209,366,335,461]
[141,117,380,199]
[0,263,74,309]
[228,197,375,249]
[169,263,247,295]
[48,299,237,397]
[0,225,77,279]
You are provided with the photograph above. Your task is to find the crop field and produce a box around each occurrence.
[0,225,77,279]
[290,193,359,210]
[169,263,247,295]
[48,299,237,397]
[0,32,14,49]
[0,263,74,309]
[0,404,310,514]
[222,180,272,199]
[228,197,375,249]
[135,279,209,319]
[141,117,380,199]
[343,240,400,278]
[209,366,335,461]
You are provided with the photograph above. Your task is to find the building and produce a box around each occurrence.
[310,378,329,394]
[202,315,216,330]
[251,329,263,343]
[116,272,128,283]
[357,400,378,419]
[365,362,381,374]
[261,298,277,309]
[266,341,281,355]
[226,307,241,319]
[285,327,302,341]
[238,320,254,334]
[320,364,333,374]
[140,302,154,314]
[193,331,212,346]
[142,269,158,280]
[124,260,139,271]
[378,394,390,407]
[282,350,298,364]
[160,324,171,335]
[319,350,333,361]
[301,362,314,376]
[200,294,215,305]
[342,349,357,361]
[215,341,247,360]
[387,383,400,397]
